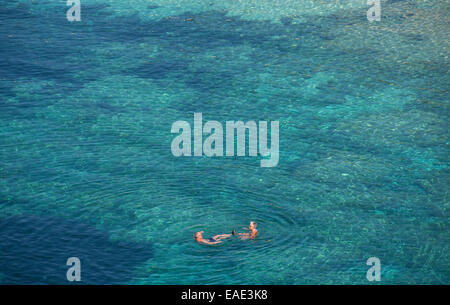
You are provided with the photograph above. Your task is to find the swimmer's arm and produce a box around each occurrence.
[207,241,221,245]
[213,234,232,239]
[201,239,221,245]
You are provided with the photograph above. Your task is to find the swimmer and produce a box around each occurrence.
[194,231,232,245]
[234,221,258,239]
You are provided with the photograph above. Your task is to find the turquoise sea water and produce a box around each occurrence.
[0,0,448,284]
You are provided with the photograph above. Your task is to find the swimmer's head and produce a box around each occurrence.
[194,231,204,241]
[249,221,257,230]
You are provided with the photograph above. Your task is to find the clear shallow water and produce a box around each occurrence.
[0,0,448,284]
